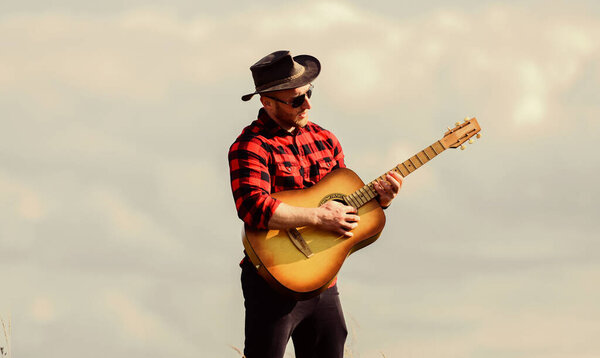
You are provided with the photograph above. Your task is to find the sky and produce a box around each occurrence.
[1,0,599,357]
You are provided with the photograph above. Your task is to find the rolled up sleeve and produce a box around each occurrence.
[228,137,281,229]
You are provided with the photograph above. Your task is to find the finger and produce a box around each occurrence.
[374,183,388,203]
[339,224,358,238]
[385,173,402,193]
[388,170,403,181]
[341,221,359,231]
[382,178,393,191]
[337,225,354,237]
[345,205,358,214]
[345,214,360,223]
[341,230,353,238]
[375,180,389,195]
[384,177,398,193]
[375,179,394,207]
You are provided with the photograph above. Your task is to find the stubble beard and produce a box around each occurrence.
[274,104,309,130]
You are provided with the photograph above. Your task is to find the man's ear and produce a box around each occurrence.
[260,96,272,109]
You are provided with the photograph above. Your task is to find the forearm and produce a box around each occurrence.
[267,200,360,238]
[267,202,319,230]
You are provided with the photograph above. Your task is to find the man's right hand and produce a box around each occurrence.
[315,201,360,237]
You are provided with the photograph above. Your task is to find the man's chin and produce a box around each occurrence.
[297,113,309,125]
[295,119,308,128]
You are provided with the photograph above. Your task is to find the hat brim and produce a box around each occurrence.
[241,55,321,101]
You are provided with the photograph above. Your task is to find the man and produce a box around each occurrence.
[228,50,403,358]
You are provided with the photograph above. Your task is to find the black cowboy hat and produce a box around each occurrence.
[241,50,320,101]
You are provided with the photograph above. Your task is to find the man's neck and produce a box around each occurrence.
[263,108,296,133]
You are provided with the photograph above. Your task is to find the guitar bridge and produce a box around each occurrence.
[287,228,314,258]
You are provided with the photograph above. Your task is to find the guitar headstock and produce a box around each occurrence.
[441,117,481,150]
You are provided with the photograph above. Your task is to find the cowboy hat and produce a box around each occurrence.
[241,50,320,101]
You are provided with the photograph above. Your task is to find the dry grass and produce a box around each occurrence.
[229,344,245,357]
[229,344,387,358]
[228,316,388,357]
[0,316,10,358]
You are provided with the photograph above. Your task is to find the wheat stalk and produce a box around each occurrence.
[228,344,245,357]
[0,316,10,358]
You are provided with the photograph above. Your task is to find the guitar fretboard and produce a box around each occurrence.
[344,140,447,209]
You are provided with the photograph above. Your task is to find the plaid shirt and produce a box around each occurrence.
[229,108,346,229]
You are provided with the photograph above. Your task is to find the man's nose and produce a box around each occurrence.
[301,96,312,110]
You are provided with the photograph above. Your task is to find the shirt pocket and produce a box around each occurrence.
[272,162,302,190]
[313,158,337,183]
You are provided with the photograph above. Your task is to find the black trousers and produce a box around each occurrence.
[241,258,348,358]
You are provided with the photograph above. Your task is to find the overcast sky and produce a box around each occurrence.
[1,1,599,357]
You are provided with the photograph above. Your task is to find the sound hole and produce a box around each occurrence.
[318,193,347,206]
[332,198,347,205]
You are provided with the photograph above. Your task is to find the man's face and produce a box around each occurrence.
[264,84,312,131]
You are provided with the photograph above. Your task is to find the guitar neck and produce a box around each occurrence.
[344,140,448,208]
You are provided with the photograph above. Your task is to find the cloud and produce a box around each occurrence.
[0,9,217,101]
[0,173,45,221]
[105,291,164,341]
[348,261,600,357]
[30,296,56,323]
[1,2,599,357]
[2,2,598,131]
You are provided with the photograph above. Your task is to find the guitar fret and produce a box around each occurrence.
[346,194,360,208]
[355,191,365,204]
[367,187,377,200]
[417,151,428,164]
[414,154,424,165]
[408,157,420,169]
[361,187,370,201]
[422,149,432,160]
[424,146,436,159]
[366,182,375,194]
[355,192,366,206]
[432,141,444,153]
[351,196,360,208]
[352,194,362,207]
[396,164,409,177]
[357,192,366,206]
[359,187,372,201]
[345,193,357,207]
[346,183,381,209]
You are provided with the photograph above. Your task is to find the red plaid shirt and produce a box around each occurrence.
[229,108,346,229]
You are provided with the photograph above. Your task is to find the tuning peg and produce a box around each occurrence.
[476,133,481,139]
[464,117,470,122]
[455,122,461,127]
[469,139,474,144]
[460,145,466,150]
[447,127,452,131]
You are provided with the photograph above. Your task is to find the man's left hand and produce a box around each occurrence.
[374,171,403,209]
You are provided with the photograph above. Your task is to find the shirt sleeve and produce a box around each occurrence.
[228,136,281,229]
[328,130,346,169]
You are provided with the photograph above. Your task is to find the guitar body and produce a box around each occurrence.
[242,168,386,300]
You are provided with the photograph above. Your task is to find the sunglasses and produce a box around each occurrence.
[264,84,313,108]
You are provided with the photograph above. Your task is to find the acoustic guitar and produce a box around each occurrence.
[243,117,481,300]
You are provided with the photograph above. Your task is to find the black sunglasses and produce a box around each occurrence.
[264,84,313,108]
